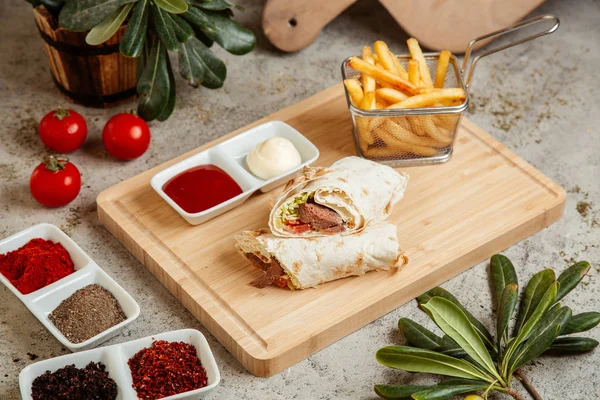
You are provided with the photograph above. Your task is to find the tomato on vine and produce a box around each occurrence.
[102,111,151,160]
[30,155,81,207]
[39,108,87,153]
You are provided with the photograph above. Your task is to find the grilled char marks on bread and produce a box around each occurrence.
[246,253,285,288]
[298,202,344,231]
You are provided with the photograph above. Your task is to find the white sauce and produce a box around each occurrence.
[246,137,302,180]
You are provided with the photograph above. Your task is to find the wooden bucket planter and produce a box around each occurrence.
[33,6,137,108]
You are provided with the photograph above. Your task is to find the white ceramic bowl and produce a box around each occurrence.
[151,120,319,225]
[19,329,220,400]
[0,223,140,352]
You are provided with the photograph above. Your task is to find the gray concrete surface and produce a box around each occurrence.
[1,0,599,398]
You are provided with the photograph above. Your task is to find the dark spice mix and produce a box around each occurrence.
[128,340,208,400]
[31,361,117,400]
[49,284,127,344]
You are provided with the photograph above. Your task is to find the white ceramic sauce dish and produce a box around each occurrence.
[19,329,220,400]
[151,120,319,225]
[0,223,140,352]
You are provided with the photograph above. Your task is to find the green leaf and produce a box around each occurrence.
[86,3,133,45]
[179,40,205,87]
[137,40,170,121]
[421,297,499,382]
[120,0,149,57]
[190,0,232,10]
[376,346,492,382]
[556,261,591,302]
[496,283,518,348]
[195,30,214,47]
[560,312,600,335]
[157,55,176,121]
[151,4,179,51]
[509,306,571,374]
[374,385,430,399]
[436,336,468,358]
[506,281,558,366]
[190,38,227,88]
[28,0,65,18]
[181,6,217,35]
[398,318,446,350]
[548,337,599,352]
[490,254,518,308]
[154,0,188,14]
[191,8,255,55]
[412,382,488,400]
[169,14,194,42]
[136,38,150,78]
[417,288,494,350]
[59,0,136,31]
[514,269,555,333]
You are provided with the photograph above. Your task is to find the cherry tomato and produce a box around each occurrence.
[30,155,81,207]
[39,108,87,153]
[102,112,151,160]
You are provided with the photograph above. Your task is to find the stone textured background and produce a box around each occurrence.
[1,0,599,398]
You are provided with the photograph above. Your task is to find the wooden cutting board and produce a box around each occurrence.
[262,0,546,53]
[97,84,565,377]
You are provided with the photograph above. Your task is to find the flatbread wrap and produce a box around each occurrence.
[235,222,406,289]
[269,156,409,237]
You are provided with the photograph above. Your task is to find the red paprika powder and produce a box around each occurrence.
[0,238,74,294]
[128,340,208,400]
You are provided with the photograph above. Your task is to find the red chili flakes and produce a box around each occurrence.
[128,340,208,400]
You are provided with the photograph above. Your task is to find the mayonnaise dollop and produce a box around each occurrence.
[246,137,302,180]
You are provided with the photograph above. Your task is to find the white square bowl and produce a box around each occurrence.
[0,223,140,352]
[217,120,320,192]
[19,329,220,400]
[150,121,319,225]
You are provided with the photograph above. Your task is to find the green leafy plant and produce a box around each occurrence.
[375,255,599,400]
[26,0,255,121]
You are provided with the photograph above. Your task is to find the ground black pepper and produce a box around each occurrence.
[49,284,127,343]
[128,340,208,400]
[31,361,117,400]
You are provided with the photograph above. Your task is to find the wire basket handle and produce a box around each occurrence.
[461,14,560,90]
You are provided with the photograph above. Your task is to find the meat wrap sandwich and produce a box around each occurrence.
[269,156,408,237]
[235,222,406,289]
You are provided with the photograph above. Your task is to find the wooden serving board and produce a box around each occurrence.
[97,84,565,377]
[262,0,546,53]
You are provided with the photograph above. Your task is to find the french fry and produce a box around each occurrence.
[359,91,376,110]
[372,53,379,62]
[356,119,374,153]
[407,116,427,136]
[374,41,401,76]
[421,116,453,146]
[434,114,460,130]
[386,88,466,109]
[434,50,451,88]
[407,38,433,88]
[407,59,421,86]
[376,88,408,104]
[391,54,409,80]
[348,56,418,95]
[344,79,363,106]
[392,116,412,131]
[361,55,377,108]
[376,101,387,109]
[362,46,373,59]
[357,92,377,148]
[365,135,438,157]
[369,116,386,132]
[380,119,434,147]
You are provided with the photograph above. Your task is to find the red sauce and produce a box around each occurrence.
[162,164,243,213]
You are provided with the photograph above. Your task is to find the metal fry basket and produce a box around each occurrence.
[341,14,560,167]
